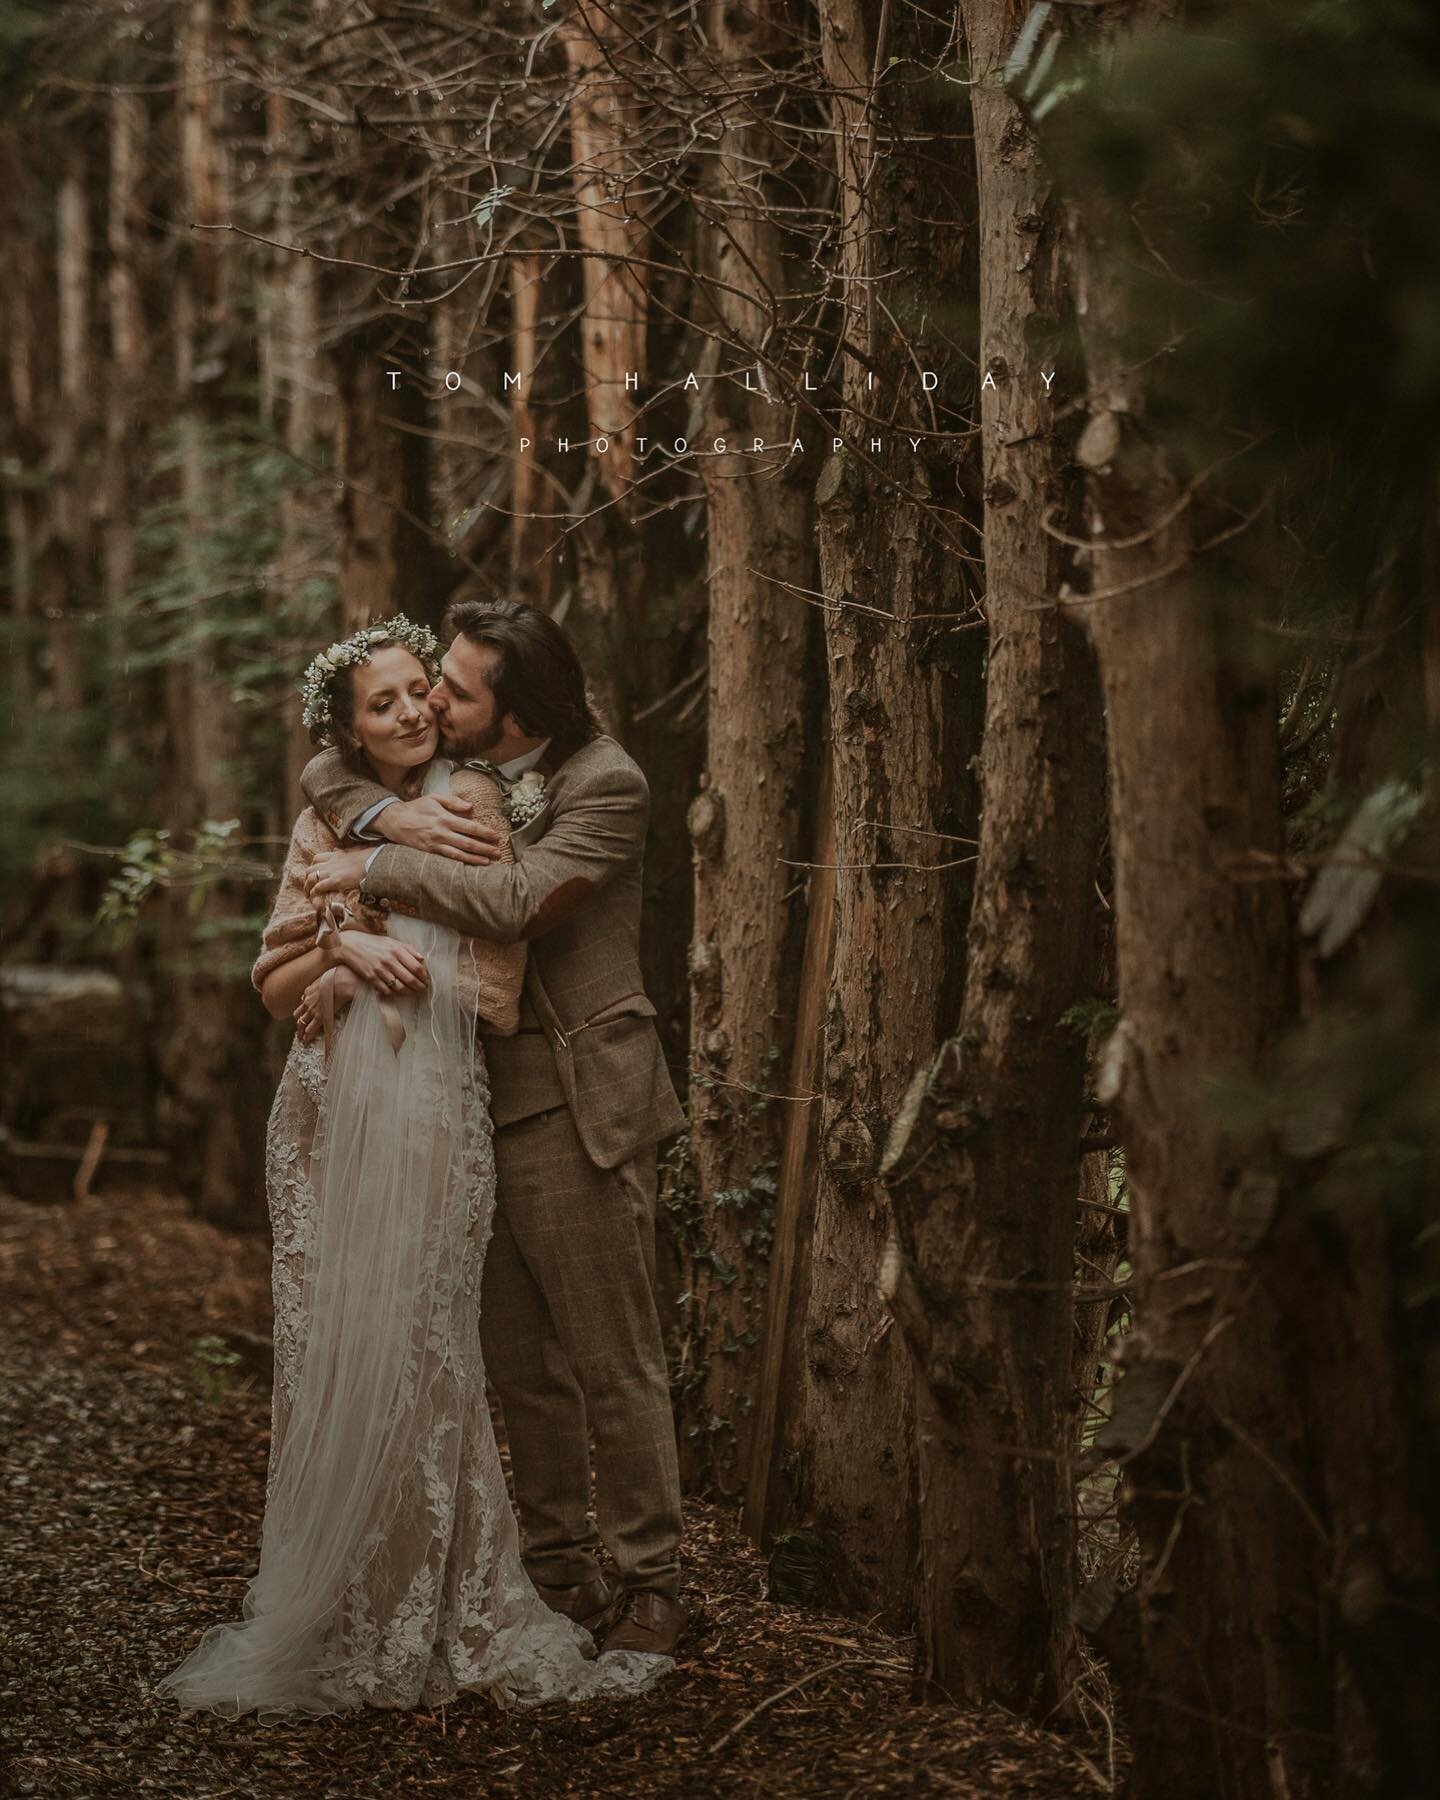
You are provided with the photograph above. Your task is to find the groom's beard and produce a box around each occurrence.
[437,712,506,761]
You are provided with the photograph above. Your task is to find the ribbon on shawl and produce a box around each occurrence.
[314,900,407,1056]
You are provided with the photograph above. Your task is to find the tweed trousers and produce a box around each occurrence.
[479,1103,683,1599]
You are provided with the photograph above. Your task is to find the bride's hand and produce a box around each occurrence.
[335,930,429,996]
[294,966,360,1045]
[305,846,372,897]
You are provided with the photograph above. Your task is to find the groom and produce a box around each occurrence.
[301,599,688,1658]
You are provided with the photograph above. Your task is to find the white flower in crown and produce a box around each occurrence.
[505,769,548,828]
[300,613,440,744]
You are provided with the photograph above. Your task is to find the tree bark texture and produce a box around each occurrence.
[1,150,40,634]
[331,312,441,633]
[563,0,648,507]
[880,0,1106,1709]
[1281,494,1440,1797]
[507,254,550,606]
[156,4,270,1230]
[322,53,446,635]
[102,93,146,628]
[744,761,835,1544]
[262,87,329,822]
[679,0,816,1498]
[553,4,652,739]
[1062,45,1331,1785]
[792,0,985,1624]
[50,143,96,715]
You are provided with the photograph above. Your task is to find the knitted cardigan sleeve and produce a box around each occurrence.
[251,808,342,992]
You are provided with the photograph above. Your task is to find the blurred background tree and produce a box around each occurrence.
[1005,0,1440,1789]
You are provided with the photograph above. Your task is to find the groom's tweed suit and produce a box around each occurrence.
[302,736,686,1598]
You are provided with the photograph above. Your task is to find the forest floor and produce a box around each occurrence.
[0,1180,1119,1799]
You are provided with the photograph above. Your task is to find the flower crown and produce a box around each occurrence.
[300,615,441,745]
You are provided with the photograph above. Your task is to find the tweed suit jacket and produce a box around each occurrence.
[300,737,686,1170]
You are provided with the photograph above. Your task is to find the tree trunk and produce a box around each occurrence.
[331,313,440,632]
[1,152,40,640]
[103,92,146,626]
[879,0,1106,1708]
[791,0,985,1624]
[1279,489,1440,1797]
[550,8,704,1109]
[51,143,94,714]
[158,0,270,1229]
[323,53,447,634]
[744,761,835,1543]
[679,0,816,1498]
[507,253,549,606]
[552,0,653,736]
[262,87,328,822]
[562,0,648,506]
[1062,90,1331,1796]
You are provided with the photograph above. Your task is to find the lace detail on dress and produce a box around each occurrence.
[159,810,671,1722]
[265,1037,325,1451]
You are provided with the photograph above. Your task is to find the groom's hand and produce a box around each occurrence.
[377,796,504,865]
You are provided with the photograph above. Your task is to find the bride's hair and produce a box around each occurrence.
[329,667,376,779]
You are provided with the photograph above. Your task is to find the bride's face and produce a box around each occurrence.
[347,646,438,775]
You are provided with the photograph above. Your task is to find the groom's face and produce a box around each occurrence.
[428,638,516,760]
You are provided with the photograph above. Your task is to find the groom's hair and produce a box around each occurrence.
[444,599,602,754]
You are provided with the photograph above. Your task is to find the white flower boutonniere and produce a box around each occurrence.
[504,769,548,829]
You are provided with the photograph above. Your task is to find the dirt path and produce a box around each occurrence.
[0,1184,1111,1797]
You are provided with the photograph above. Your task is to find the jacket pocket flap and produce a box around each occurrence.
[572,992,656,1031]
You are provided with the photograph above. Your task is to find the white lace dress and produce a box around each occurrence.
[156,774,669,1722]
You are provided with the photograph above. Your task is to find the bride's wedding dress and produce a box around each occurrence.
[157,776,669,1721]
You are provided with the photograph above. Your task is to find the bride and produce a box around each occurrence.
[156,616,669,1721]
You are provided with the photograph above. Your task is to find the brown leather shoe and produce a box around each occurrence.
[534,1572,625,1637]
[599,1589,687,1658]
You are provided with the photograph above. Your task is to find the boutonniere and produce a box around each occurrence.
[504,769,548,829]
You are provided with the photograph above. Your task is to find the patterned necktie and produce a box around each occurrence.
[462,758,516,794]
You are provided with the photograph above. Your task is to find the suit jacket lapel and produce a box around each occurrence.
[509,806,551,851]
[510,741,571,848]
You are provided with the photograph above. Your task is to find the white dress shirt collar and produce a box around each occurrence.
[496,739,550,781]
